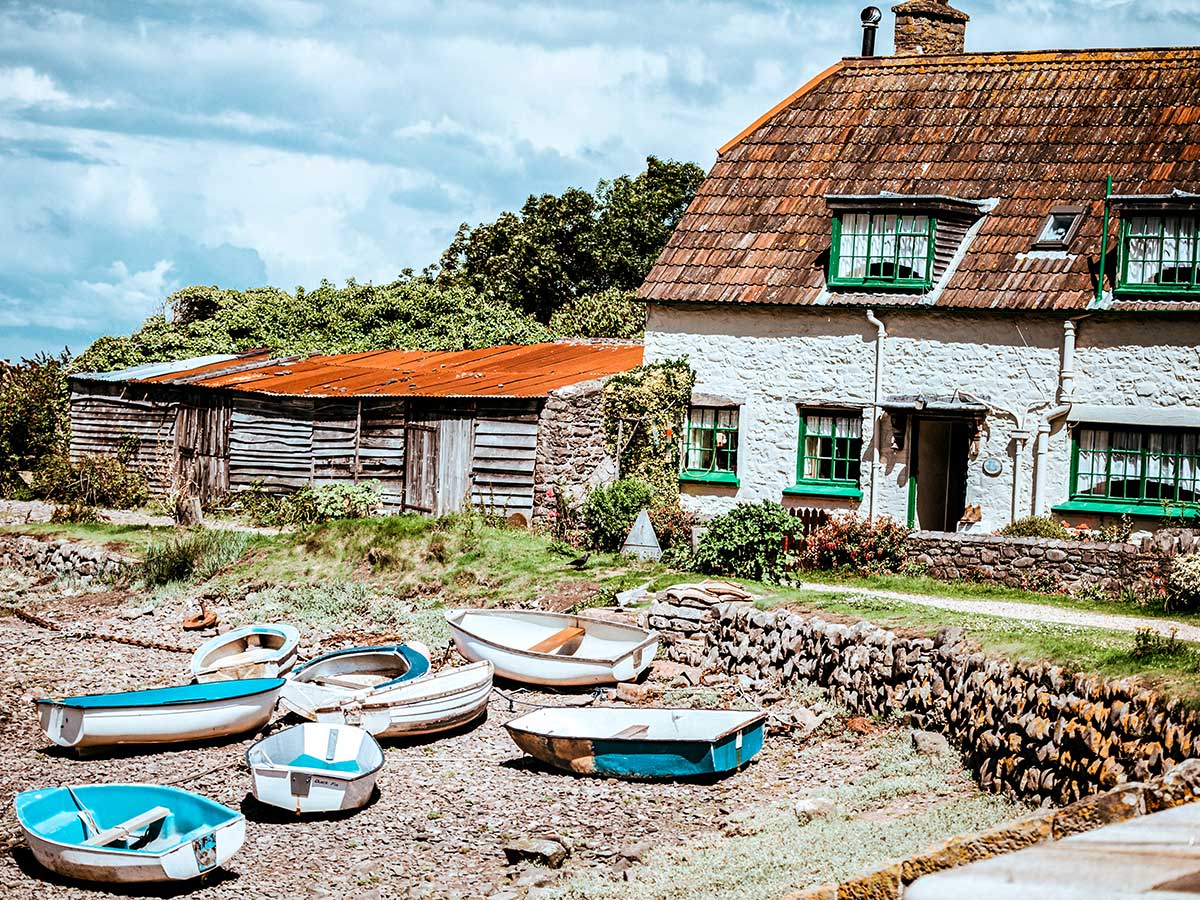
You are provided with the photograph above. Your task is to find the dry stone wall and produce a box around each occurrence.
[0,534,134,583]
[531,378,617,523]
[665,602,1200,808]
[905,531,1161,593]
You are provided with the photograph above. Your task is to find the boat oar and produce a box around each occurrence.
[66,787,100,838]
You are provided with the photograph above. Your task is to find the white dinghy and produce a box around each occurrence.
[446,609,658,687]
[190,623,301,683]
[282,660,493,738]
[247,723,383,814]
[37,678,285,754]
[14,784,245,883]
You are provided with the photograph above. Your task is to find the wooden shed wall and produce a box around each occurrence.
[470,400,540,519]
[228,397,314,491]
[69,384,177,493]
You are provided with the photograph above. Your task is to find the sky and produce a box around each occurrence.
[1,0,1198,361]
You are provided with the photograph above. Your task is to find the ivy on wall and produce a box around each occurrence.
[601,358,695,503]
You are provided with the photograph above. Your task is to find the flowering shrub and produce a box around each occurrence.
[998,516,1072,540]
[796,513,910,575]
[648,502,697,551]
[692,501,803,583]
[1167,553,1200,612]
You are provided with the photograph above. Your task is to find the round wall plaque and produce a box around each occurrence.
[982,458,1003,477]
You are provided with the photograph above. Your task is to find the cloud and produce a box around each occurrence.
[1,0,1198,360]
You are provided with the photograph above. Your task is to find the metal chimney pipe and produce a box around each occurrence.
[860,6,882,56]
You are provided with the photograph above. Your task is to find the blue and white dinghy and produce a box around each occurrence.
[285,643,432,692]
[247,723,384,814]
[37,678,285,753]
[14,784,245,884]
[190,623,300,683]
[505,707,766,779]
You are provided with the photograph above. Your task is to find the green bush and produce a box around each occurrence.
[796,512,911,576]
[50,501,99,523]
[32,453,149,509]
[998,516,1072,540]
[581,479,653,551]
[548,288,646,339]
[1167,553,1200,613]
[231,481,382,527]
[141,529,251,585]
[692,501,803,583]
[0,352,71,493]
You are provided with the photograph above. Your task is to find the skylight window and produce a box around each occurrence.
[1033,206,1083,250]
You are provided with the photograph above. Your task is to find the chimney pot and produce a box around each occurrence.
[891,0,969,55]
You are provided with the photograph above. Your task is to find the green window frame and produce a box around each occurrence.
[829,212,936,289]
[784,410,864,499]
[1057,424,1200,517]
[680,406,739,485]
[1117,214,1200,294]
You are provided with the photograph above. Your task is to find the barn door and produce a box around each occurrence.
[174,399,230,506]
[403,422,439,513]
[436,417,475,515]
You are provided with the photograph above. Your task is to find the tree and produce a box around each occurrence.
[437,156,704,322]
[549,288,645,339]
[0,352,71,487]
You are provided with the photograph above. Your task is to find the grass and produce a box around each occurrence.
[1,521,174,553]
[141,529,255,585]
[762,589,1200,702]
[546,731,1023,900]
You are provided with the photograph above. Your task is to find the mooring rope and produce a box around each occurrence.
[0,603,192,654]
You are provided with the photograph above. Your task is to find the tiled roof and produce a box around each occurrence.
[638,48,1200,311]
[76,342,644,399]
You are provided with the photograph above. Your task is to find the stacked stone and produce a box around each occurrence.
[703,603,1200,808]
[531,378,616,524]
[647,580,754,641]
[905,531,1160,593]
[0,535,134,583]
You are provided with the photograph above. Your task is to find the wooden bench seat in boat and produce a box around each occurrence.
[82,806,170,847]
[528,627,585,654]
[611,724,650,739]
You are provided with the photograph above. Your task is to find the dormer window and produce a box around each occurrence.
[830,213,935,288]
[1119,214,1200,292]
[1034,206,1083,250]
[825,193,992,293]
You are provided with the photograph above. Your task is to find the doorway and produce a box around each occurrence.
[908,417,970,531]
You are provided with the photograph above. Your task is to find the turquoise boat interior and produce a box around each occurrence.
[249,723,384,777]
[36,677,285,709]
[15,784,239,854]
[292,644,430,687]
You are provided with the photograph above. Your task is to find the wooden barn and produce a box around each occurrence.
[68,342,643,522]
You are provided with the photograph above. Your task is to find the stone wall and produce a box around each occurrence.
[664,602,1200,808]
[532,378,617,523]
[906,530,1161,593]
[0,534,134,583]
[644,304,1200,531]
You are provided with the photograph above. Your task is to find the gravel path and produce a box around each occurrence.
[794,581,1200,642]
[0,571,997,900]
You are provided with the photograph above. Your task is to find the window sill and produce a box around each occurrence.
[1115,283,1200,296]
[783,481,863,500]
[827,278,932,292]
[679,471,739,487]
[1052,499,1200,519]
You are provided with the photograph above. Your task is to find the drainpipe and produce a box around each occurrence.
[1032,318,1084,516]
[865,309,887,521]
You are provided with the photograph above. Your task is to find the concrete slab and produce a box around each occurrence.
[906,802,1200,899]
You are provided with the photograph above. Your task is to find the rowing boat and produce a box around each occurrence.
[247,723,384,814]
[190,623,301,683]
[37,678,285,754]
[281,660,493,738]
[14,784,245,883]
[285,643,431,692]
[504,707,766,778]
[445,609,658,686]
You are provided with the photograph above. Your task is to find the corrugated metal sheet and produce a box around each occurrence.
[123,342,643,399]
[639,47,1200,311]
[75,354,250,383]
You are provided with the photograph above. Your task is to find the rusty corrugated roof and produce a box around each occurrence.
[125,342,643,398]
[638,47,1200,311]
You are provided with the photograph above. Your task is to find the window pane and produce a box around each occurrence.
[801,412,862,484]
[1124,215,1200,287]
[836,212,931,285]
[685,405,738,475]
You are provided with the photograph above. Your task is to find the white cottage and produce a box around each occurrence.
[639,3,1200,533]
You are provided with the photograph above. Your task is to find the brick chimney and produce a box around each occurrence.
[891,0,969,55]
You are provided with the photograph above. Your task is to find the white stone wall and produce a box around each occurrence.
[645,303,1200,529]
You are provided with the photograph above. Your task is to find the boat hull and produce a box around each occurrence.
[282,661,493,738]
[38,679,284,753]
[446,609,657,687]
[505,708,765,779]
[15,784,245,884]
[190,624,300,684]
[248,723,383,814]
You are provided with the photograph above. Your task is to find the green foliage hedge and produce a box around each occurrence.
[231,482,382,527]
[581,478,653,551]
[999,515,1073,540]
[33,453,149,510]
[0,352,71,489]
[693,501,803,583]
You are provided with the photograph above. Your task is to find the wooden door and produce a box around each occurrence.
[403,422,439,513]
[174,398,230,505]
[436,417,475,515]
